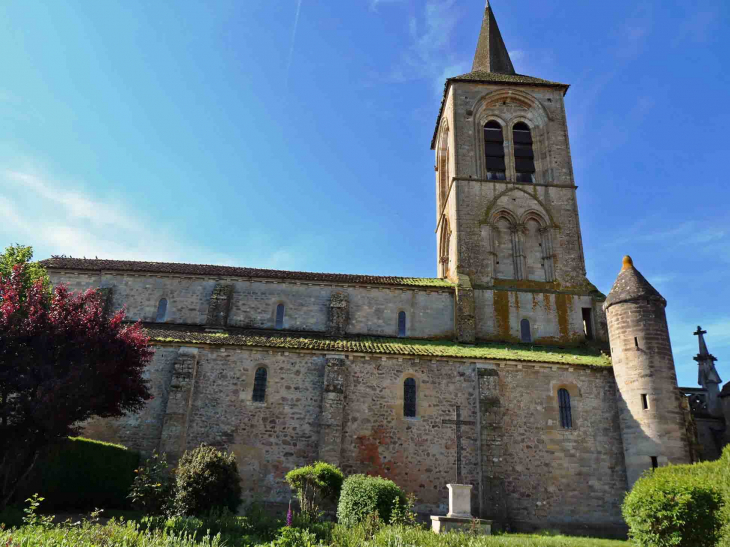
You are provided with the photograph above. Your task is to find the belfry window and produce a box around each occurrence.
[484,121,506,180]
[275,304,285,330]
[558,388,573,429]
[156,298,168,323]
[520,319,532,343]
[404,378,416,417]
[398,311,407,338]
[252,367,267,403]
[513,122,535,183]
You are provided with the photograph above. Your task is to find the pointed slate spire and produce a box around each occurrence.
[694,326,721,389]
[604,256,666,309]
[472,1,516,74]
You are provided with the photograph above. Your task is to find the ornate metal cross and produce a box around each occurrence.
[442,405,475,484]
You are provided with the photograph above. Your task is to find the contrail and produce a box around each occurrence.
[286,0,303,90]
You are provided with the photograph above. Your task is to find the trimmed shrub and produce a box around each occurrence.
[174,444,242,516]
[285,462,344,520]
[336,475,406,527]
[623,472,724,547]
[16,437,139,510]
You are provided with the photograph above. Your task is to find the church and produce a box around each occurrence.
[42,2,699,537]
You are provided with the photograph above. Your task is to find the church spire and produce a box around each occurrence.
[472,1,516,74]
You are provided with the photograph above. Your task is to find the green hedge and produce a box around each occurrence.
[623,446,730,546]
[336,474,406,527]
[16,437,140,510]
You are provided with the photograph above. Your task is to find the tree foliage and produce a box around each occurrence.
[336,475,406,528]
[0,249,153,510]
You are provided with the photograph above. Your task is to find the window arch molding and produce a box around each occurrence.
[550,382,580,430]
[471,89,551,183]
[436,119,451,217]
[439,216,451,278]
[400,373,419,419]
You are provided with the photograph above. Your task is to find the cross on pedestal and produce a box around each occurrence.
[442,405,475,484]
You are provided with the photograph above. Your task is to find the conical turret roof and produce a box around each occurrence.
[472,1,515,74]
[604,256,666,309]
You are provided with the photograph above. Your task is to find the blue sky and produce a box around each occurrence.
[0,0,727,387]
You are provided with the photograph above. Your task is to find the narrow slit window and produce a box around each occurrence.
[513,122,535,183]
[634,337,639,348]
[641,394,649,410]
[252,367,267,402]
[275,304,285,330]
[520,318,532,343]
[582,308,594,340]
[156,298,168,323]
[398,311,407,337]
[404,378,416,418]
[651,456,658,469]
[558,388,573,429]
[484,121,506,180]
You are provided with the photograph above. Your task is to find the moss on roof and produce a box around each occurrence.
[143,324,611,368]
[41,257,454,289]
[451,70,567,87]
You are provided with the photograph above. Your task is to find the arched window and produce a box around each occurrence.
[520,319,531,343]
[513,122,535,183]
[437,126,450,213]
[275,303,285,329]
[156,298,168,322]
[398,311,407,337]
[493,216,516,279]
[484,121,506,180]
[558,388,572,429]
[252,367,267,402]
[404,378,416,417]
[439,218,450,278]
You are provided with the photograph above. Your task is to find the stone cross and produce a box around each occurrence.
[442,405,475,484]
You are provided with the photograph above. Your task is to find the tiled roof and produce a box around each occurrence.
[143,323,611,368]
[604,257,665,309]
[41,257,453,289]
[430,71,569,150]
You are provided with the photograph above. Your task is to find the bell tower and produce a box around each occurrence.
[433,1,607,345]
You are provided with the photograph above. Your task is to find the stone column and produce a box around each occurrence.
[318,356,347,465]
[456,274,476,344]
[327,293,349,336]
[479,367,508,522]
[159,347,199,460]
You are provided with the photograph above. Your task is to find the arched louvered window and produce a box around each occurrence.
[398,311,407,338]
[484,121,506,180]
[252,367,268,403]
[156,298,168,322]
[558,388,572,429]
[275,303,285,329]
[404,378,416,418]
[520,318,531,343]
[513,122,535,183]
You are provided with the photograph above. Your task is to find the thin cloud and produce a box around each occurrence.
[285,0,303,90]
[369,0,405,12]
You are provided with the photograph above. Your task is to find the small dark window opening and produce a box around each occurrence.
[513,122,535,183]
[634,337,639,348]
[404,378,416,418]
[252,367,267,402]
[156,298,168,323]
[484,121,506,180]
[582,308,594,340]
[398,311,407,337]
[558,388,573,429]
[651,456,659,469]
[275,304,285,329]
[641,394,649,410]
[520,318,532,343]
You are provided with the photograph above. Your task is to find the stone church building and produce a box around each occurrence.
[43,2,697,536]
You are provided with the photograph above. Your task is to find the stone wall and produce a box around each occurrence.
[47,271,455,339]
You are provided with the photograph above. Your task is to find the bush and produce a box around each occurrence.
[623,472,724,547]
[285,462,344,520]
[174,444,242,516]
[270,526,320,547]
[128,452,174,516]
[336,475,406,528]
[16,437,140,510]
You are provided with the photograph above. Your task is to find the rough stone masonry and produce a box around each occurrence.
[41,1,694,538]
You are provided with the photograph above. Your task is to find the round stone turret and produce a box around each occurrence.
[604,256,691,488]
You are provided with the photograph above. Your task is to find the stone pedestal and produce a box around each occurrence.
[430,484,492,535]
